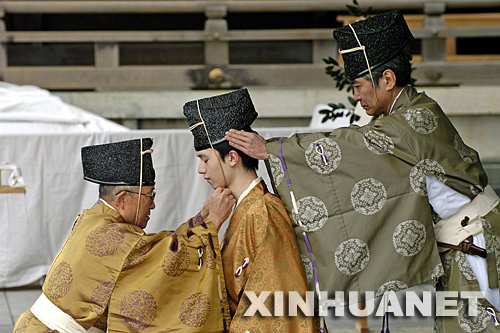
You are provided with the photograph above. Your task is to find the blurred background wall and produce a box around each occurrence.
[1,0,500,187]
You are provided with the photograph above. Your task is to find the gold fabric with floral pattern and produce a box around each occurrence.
[222,181,317,332]
[14,204,230,332]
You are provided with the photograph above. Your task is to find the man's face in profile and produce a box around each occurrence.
[196,148,227,189]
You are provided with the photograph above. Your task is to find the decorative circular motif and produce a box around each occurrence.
[410,159,447,196]
[45,261,73,300]
[13,317,31,332]
[455,251,475,281]
[162,242,190,277]
[454,135,478,164]
[123,239,148,270]
[350,178,387,215]
[304,138,341,174]
[179,293,210,328]
[292,196,328,232]
[403,107,438,134]
[393,220,426,256]
[120,290,157,331]
[470,184,483,197]
[431,209,442,225]
[335,239,370,276]
[431,263,445,280]
[86,224,125,257]
[457,299,491,332]
[93,318,107,330]
[375,280,408,297]
[482,217,500,273]
[92,281,115,316]
[363,130,394,155]
[301,254,313,284]
[482,217,492,233]
[267,154,284,187]
[320,298,347,310]
[434,316,443,333]
[440,252,454,289]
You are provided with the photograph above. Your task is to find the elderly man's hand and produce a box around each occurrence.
[202,187,236,231]
[225,129,268,160]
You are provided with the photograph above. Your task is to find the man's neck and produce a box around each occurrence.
[228,170,259,201]
[99,198,118,212]
[387,86,405,116]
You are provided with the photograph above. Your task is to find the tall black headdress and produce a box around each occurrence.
[82,138,155,226]
[81,138,155,186]
[183,88,258,151]
[333,10,414,81]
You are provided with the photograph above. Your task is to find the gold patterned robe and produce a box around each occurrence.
[221,180,317,332]
[14,202,230,332]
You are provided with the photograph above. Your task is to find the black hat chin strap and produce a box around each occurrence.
[339,24,383,116]
[134,137,154,225]
[192,99,228,188]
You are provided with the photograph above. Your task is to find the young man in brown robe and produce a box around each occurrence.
[184,89,318,332]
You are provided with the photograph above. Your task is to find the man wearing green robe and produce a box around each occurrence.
[225,10,500,332]
[14,138,235,332]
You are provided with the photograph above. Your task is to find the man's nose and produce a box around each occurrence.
[197,161,205,174]
[353,89,361,102]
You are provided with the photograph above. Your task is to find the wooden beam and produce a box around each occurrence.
[5,61,500,90]
[2,26,498,44]
[2,1,500,14]
[0,29,334,43]
[1,31,207,43]
[3,65,203,89]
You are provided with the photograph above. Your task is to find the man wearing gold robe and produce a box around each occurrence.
[184,89,317,332]
[14,138,235,332]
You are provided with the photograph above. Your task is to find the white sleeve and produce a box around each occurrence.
[426,175,471,219]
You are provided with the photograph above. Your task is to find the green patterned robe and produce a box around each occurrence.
[265,86,500,331]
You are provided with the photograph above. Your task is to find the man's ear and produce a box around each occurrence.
[382,69,397,90]
[114,191,127,212]
[227,150,239,167]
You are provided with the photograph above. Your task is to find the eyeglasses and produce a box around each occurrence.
[116,190,156,200]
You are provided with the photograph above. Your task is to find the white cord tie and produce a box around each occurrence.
[134,138,153,226]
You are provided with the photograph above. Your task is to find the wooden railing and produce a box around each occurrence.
[1,1,500,90]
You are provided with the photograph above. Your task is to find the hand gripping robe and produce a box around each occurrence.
[221,179,316,332]
[14,203,230,332]
[184,89,317,332]
[265,85,500,330]
[15,138,231,332]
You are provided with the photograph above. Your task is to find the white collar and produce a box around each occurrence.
[100,198,117,212]
[388,87,405,115]
[236,177,262,208]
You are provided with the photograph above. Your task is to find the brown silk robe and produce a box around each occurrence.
[221,180,317,332]
[14,203,230,332]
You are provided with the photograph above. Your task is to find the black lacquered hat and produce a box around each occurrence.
[183,88,258,151]
[333,10,414,81]
[81,138,155,186]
